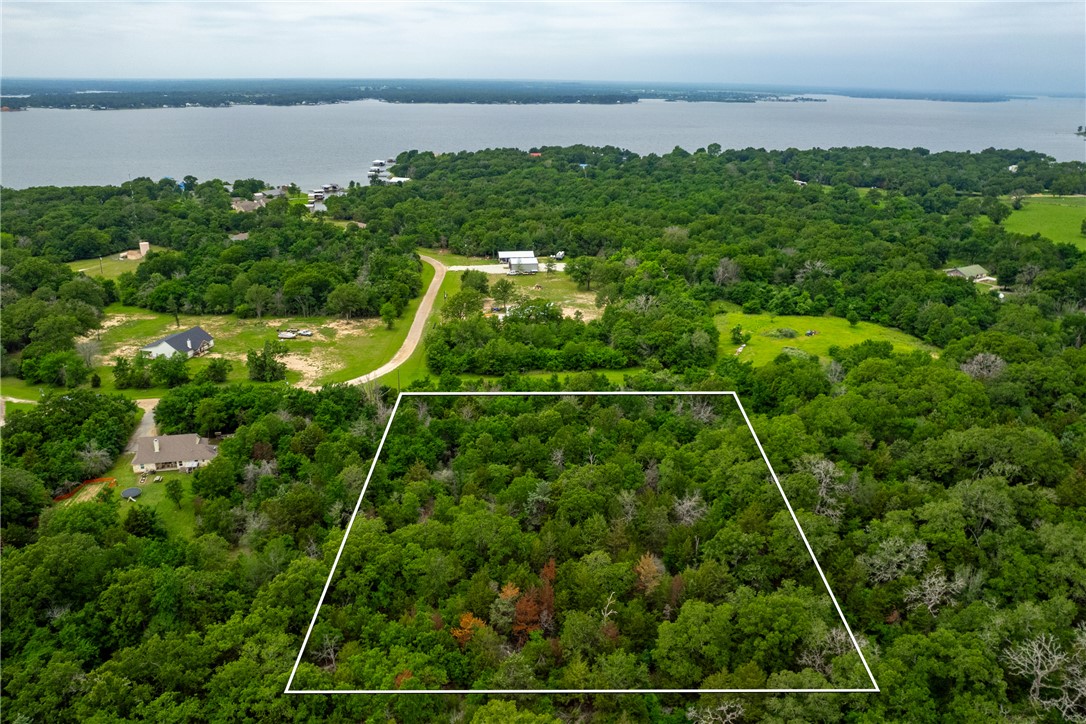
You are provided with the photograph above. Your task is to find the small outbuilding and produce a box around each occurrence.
[509,257,540,274]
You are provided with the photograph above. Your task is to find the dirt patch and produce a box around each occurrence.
[62,482,108,506]
[319,318,379,335]
[79,313,157,347]
[563,292,602,321]
[282,352,329,389]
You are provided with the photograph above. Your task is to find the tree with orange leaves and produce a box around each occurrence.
[451,612,486,647]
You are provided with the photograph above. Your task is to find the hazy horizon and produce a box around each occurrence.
[3,2,1083,97]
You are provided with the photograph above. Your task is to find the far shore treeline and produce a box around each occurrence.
[0,77,1019,110]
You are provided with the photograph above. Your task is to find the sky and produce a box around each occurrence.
[2,1,1084,95]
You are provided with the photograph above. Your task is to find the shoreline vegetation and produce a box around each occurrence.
[0,78,1023,110]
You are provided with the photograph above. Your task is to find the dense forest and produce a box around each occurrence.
[2,144,1085,721]
[296,392,875,698]
[329,145,1085,375]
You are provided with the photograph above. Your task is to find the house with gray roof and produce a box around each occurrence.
[140,326,214,359]
[132,434,217,474]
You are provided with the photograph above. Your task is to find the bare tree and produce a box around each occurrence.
[618,489,638,523]
[799,626,870,679]
[550,447,565,471]
[860,536,929,584]
[713,257,741,287]
[826,359,846,385]
[960,353,1007,381]
[794,259,833,284]
[241,459,277,496]
[76,340,100,369]
[314,633,341,672]
[794,455,855,524]
[363,384,393,428]
[628,294,658,315]
[686,700,745,723]
[78,441,112,478]
[1003,631,1086,722]
[601,592,617,622]
[414,399,430,427]
[678,397,718,424]
[904,566,965,616]
[674,492,708,526]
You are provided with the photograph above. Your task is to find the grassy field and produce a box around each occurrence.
[505,272,601,319]
[61,452,198,540]
[1004,195,1086,250]
[66,245,166,279]
[418,248,501,267]
[716,312,933,366]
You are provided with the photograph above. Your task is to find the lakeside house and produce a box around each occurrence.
[132,434,217,474]
[140,326,214,359]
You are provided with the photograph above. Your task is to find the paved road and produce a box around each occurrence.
[125,398,160,452]
[344,254,446,386]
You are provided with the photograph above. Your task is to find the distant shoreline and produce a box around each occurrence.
[0,78,1029,110]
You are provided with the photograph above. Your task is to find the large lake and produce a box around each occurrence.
[1,96,1083,190]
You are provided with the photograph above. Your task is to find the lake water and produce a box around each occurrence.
[1,96,1083,190]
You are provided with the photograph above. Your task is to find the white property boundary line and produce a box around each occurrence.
[285,391,880,695]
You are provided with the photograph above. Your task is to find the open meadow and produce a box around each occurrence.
[65,245,166,279]
[716,311,934,365]
[1004,195,1086,250]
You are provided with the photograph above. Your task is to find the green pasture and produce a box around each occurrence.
[0,377,45,402]
[716,312,933,366]
[3,401,38,415]
[66,245,166,279]
[1004,195,1086,250]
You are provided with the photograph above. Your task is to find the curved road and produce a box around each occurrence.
[344,254,446,386]
[1,254,448,429]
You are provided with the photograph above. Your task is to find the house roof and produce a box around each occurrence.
[498,250,536,259]
[142,326,213,354]
[948,264,990,278]
[132,434,217,466]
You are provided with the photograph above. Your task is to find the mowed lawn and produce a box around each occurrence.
[66,245,166,279]
[716,312,933,366]
[1004,196,1086,250]
[61,452,198,540]
[418,247,502,267]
